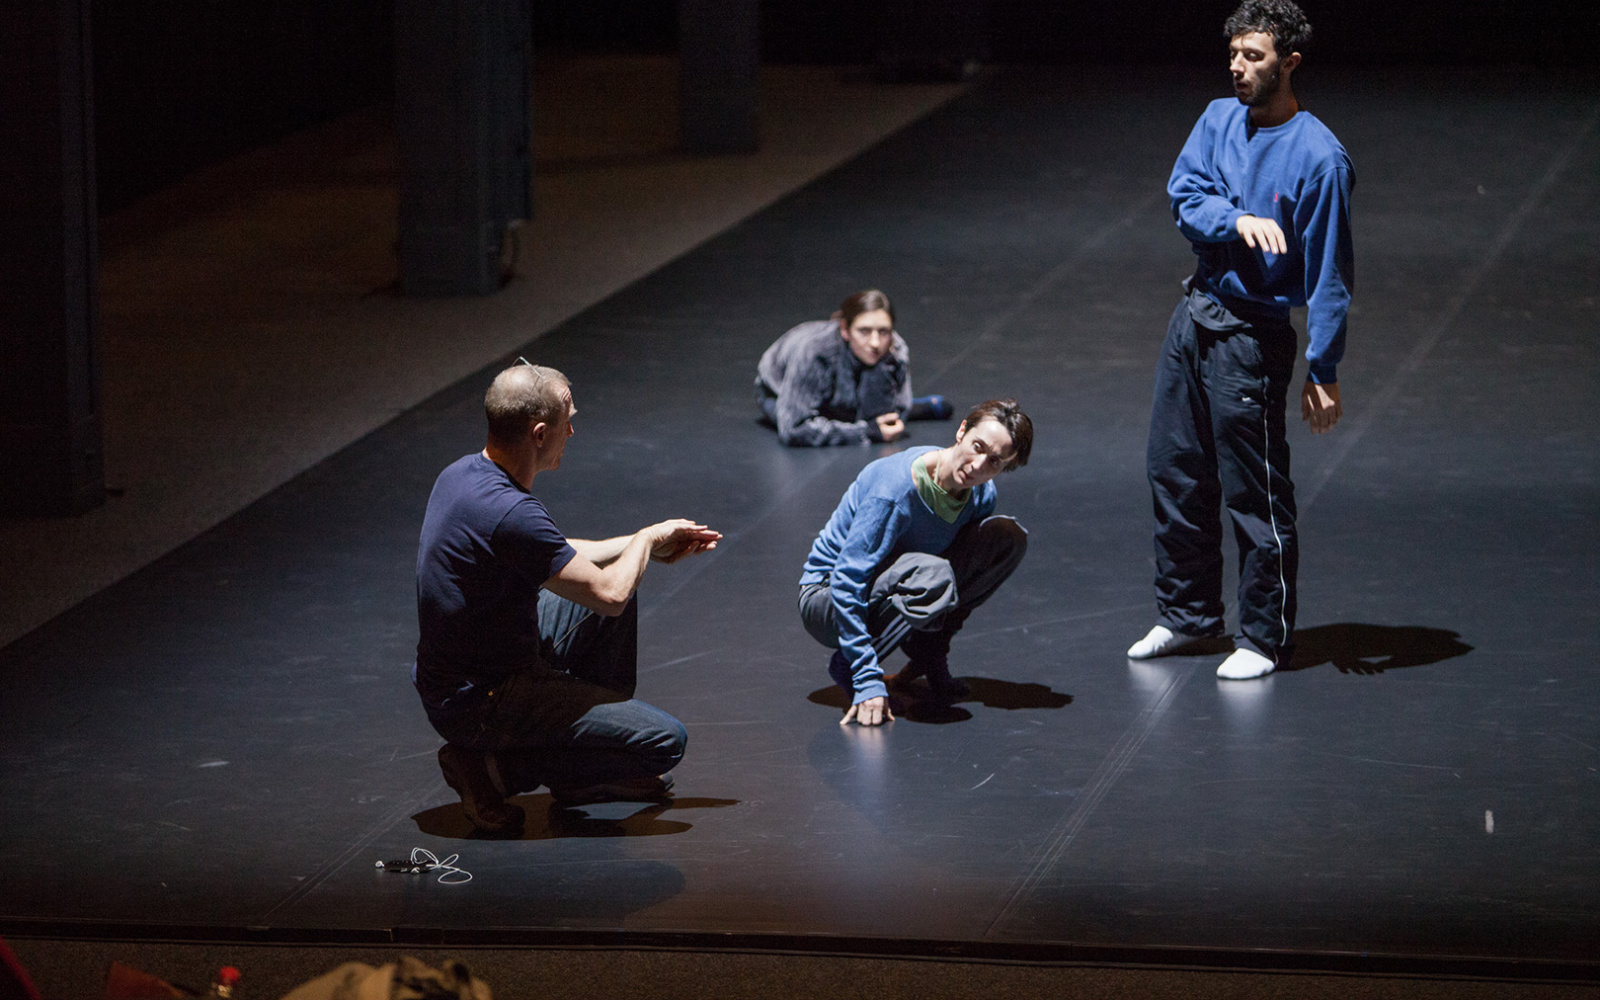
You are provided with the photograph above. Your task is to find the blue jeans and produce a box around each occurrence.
[429,593,687,792]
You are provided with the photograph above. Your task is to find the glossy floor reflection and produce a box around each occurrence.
[1,65,1596,973]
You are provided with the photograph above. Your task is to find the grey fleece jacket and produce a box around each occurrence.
[755,320,912,446]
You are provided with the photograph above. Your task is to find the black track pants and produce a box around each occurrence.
[1146,297,1299,665]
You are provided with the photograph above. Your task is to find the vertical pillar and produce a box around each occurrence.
[679,0,760,155]
[0,0,104,515]
[395,0,532,296]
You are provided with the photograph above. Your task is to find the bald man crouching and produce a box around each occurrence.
[413,362,721,836]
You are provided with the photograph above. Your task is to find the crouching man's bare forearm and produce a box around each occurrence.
[548,521,721,616]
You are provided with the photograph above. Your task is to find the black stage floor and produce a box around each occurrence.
[3,66,1598,979]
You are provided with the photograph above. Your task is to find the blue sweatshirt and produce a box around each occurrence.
[1169,99,1355,384]
[800,447,996,702]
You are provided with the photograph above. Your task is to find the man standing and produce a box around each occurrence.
[1128,0,1353,680]
[415,362,721,835]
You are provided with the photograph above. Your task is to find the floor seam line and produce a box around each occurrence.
[957,602,1151,640]
[981,661,1197,939]
[924,189,1166,385]
[1297,98,1600,515]
[636,453,847,623]
[256,775,447,926]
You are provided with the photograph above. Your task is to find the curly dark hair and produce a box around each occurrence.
[1224,0,1312,58]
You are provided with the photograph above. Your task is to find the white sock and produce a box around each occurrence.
[1127,625,1177,659]
[1216,647,1275,680]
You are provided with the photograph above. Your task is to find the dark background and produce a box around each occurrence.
[93,0,1599,211]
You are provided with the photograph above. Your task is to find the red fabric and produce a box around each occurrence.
[0,938,43,1000]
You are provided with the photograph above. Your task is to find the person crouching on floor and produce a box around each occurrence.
[414,361,721,835]
[798,399,1032,725]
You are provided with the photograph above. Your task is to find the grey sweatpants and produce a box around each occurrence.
[798,515,1028,665]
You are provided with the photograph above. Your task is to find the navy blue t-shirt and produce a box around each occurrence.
[413,452,577,719]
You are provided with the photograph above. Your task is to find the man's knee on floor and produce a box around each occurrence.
[638,714,688,773]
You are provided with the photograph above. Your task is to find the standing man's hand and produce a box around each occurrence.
[1301,381,1342,433]
[1236,214,1288,255]
[874,413,907,442]
[841,696,894,727]
[648,520,722,563]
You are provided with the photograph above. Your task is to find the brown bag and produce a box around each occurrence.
[278,957,490,1000]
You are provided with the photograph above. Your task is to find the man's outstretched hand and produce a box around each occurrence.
[648,520,722,563]
[1301,381,1342,434]
[841,695,894,727]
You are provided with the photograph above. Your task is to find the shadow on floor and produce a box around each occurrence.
[1285,623,1473,674]
[412,795,739,841]
[807,676,1073,724]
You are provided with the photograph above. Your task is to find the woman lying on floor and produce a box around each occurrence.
[755,288,952,446]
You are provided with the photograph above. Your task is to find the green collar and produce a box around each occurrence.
[913,452,970,523]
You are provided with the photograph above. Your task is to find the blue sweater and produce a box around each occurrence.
[801,447,996,701]
[1169,99,1355,384]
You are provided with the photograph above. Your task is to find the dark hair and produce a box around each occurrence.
[834,289,895,329]
[484,362,570,447]
[1224,0,1312,58]
[962,398,1033,471]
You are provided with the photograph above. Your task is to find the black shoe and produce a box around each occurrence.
[549,773,675,807]
[890,658,971,700]
[438,745,525,837]
[914,655,970,700]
